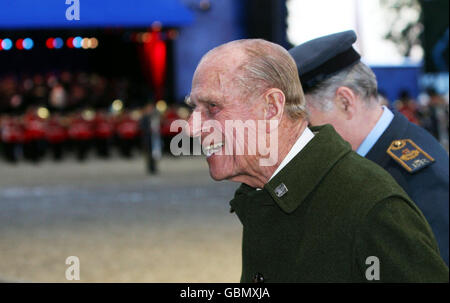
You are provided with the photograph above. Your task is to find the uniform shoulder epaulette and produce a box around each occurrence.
[386,139,435,173]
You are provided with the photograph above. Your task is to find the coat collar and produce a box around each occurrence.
[231,124,352,215]
[264,124,351,213]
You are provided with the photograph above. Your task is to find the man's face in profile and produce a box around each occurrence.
[187,53,265,182]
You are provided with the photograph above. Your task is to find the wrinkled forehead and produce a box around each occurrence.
[192,62,223,89]
[191,47,247,99]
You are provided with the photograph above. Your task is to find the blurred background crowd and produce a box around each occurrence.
[392,88,448,146]
[0,71,190,163]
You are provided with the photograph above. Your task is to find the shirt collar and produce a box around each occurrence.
[356,106,394,157]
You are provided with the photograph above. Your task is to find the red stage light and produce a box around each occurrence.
[0,39,3,51]
[15,39,24,50]
[66,37,74,48]
[46,38,55,49]
[140,31,167,100]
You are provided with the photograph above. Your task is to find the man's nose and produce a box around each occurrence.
[186,110,202,138]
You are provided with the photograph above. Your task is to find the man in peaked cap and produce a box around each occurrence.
[289,30,449,265]
[187,38,448,282]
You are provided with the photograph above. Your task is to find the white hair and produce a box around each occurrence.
[202,39,308,119]
[305,62,379,112]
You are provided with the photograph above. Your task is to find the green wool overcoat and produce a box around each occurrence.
[230,124,449,283]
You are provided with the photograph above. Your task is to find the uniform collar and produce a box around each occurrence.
[356,106,394,157]
[262,124,352,214]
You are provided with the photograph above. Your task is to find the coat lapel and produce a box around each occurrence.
[264,124,352,214]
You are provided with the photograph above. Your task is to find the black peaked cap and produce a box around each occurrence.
[289,30,361,93]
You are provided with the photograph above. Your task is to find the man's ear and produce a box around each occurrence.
[334,86,357,120]
[263,89,285,133]
[264,88,285,121]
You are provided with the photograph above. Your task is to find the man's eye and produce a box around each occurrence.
[208,103,219,114]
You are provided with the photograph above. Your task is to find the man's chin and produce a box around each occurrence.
[208,166,229,181]
[209,172,225,181]
[206,153,243,182]
[207,160,232,181]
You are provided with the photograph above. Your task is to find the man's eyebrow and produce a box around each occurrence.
[187,96,220,106]
[184,96,194,107]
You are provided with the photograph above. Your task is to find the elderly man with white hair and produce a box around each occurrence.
[185,38,448,282]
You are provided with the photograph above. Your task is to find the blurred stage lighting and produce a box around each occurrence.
[130,110,142,121]
[37,107,50,119]
[177,107,190,120]
[66,37,74,48]
[46,37,55,49]
[81,38,90,49]
[15,38,24,50]
[53,37,64,49]
[23,38,34,50]
[0,35,100,52]
[82,109,95,121]
[156,100,167,113]
[73,36,83,48]
[89,38,99,49]
[112,99,124,112]
[1,38,13,50]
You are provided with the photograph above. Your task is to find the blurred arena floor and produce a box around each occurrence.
[0,156,242,282]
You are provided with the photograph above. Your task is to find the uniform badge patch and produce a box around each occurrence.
[274,183,288,197]
[387,139,435,173]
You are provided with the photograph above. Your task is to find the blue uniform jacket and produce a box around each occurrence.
[366,111,449,265]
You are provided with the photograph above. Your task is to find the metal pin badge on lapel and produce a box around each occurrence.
[274,183,288,197]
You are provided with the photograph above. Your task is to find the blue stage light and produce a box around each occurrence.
[73,36,82,48]
[1,38,13,50]
[23,38,34,50]
[53,37,63,49]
